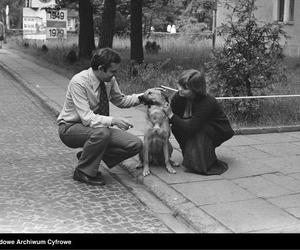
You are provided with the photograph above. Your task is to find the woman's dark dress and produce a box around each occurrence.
[169,93,234,175]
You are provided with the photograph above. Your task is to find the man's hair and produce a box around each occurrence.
[90,48,121,71]
[178,68,207,96]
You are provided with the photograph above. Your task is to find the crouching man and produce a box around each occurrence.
[57,48,147,186]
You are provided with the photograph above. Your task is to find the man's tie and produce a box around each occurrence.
[95,81,109,116]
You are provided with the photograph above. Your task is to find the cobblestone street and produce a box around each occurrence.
[0,69,172,233]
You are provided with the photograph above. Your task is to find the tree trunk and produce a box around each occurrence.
[130,0,144,64]
[98,0,116,48]
[78,0,95,59]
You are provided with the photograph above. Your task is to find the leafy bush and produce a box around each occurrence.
[206,0,288,120]
[220,99,261,123]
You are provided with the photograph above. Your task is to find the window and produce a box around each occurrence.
[277,0,295,23]
[278,0,285,22]
[289,0,295,21]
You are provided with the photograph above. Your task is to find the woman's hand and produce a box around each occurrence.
[163,102,173,118]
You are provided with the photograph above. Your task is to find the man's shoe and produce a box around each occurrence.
[76,151,102,179]
[73,169,105,186]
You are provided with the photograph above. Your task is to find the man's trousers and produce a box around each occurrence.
[58,122,143,177]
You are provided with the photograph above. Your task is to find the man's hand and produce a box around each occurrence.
[112,118,133,130]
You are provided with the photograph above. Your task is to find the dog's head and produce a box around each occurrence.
[140,89,169,107]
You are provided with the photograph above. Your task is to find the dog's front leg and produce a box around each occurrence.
[142,135,151,177]
[164,139,176,174]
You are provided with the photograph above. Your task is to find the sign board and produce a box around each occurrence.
[31,0,56,8]
[23,7,47,40]
[46,9,67,39]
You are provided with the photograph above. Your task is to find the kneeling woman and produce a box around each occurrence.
[163,69,234,175]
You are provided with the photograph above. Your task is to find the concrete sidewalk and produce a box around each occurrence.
[1,48,300,233]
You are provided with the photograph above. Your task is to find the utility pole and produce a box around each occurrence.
[212,0,217,50]
[5,5,9,30]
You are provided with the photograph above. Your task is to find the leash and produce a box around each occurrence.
[160,85,300,100]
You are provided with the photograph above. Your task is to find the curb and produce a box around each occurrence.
[235,125,300,135]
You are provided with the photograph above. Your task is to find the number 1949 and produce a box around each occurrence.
[50,11,65,20]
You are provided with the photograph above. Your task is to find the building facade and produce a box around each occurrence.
[67,9,78,32]
[216,0,300,57]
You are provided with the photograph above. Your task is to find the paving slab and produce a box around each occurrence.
[246,133,300,144]
[216,147,247,162]
[267,193,300,209]
[261,173,300,192]
[254,223,300,233]
[151,165,223,184]
[286,131,300,139]
[251,143,300,157]
[229,145,273,159]
[172,180,255,206]
[221,135,263,146]
[261,156,300,174]
[292,141,300,148]
[220,158,280,179]
[201,198,300,233]
[285,207,300,219]
[289,172,300,180]
[233,176,293,198]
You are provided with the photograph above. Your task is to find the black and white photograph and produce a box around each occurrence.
[0,0,300,248]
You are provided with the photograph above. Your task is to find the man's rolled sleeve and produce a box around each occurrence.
[109,78,141,107]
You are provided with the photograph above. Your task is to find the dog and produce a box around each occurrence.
[138,89,177,177]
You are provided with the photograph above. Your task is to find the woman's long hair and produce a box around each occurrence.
[178,69,207,96]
